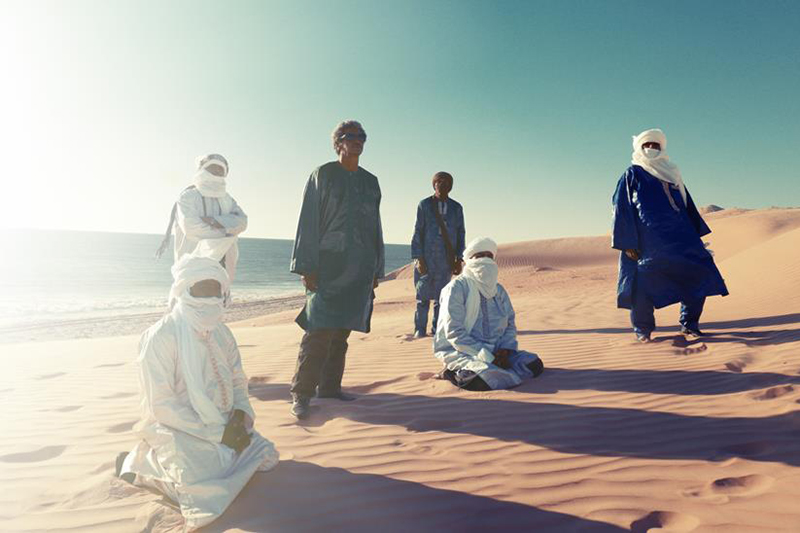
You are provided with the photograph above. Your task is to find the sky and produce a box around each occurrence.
[2,0,799,244]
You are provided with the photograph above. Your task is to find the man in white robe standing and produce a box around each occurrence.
[434,237,544,391]
[156,153,248,282]
[117,252,279,530]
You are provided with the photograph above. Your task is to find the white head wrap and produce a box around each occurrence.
[169,252,231,426]
[631,129,686,204]
[194,154,229,198]
[459,237,500,332]
[463,237,498,262]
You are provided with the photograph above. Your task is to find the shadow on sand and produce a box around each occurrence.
[517,312,800,347]
[250,384,800,468]
[203,460,626,532]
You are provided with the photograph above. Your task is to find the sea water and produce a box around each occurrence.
[0,230,411,331]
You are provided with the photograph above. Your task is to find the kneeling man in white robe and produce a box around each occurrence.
[117,254,278,530]
[434,237,544,391]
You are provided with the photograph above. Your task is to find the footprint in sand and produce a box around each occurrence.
[630,511,699,532]
[0,445,67,463]
[389,439,435,455]
[100,392,137,399]
[682,474,774,503]
[36,372,66,380]
[417,372,437,381]
[750,385,794,400]
[725,356,753,373]
[95,362,126,368]
[108,421,136,434]
[247,376,271,392]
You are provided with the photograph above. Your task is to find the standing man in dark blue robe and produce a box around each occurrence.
[411,172,466,338]
[289,120,385,419]
[612,129,728,343]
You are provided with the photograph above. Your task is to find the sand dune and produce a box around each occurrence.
[2,207,800,532]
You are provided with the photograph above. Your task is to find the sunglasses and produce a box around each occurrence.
[339,132,367,142]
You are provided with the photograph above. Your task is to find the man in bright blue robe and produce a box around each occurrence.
[612,129,728,342]
[289,120,385,419]
[411,172,466,337]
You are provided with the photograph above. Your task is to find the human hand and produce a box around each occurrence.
[415,258,428,275]
[624,249,640,261]
[233,431,251,453]
[493,353,511,369]
[493,349,513,369]
[453,260,463,275]
[221,410,251,452]
[373,277,379,289]
[301,273,318,291]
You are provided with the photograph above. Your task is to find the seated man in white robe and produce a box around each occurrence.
[434,237,544,391]
[116,254,278,530]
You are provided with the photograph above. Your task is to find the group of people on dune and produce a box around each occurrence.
[113,120,727,529]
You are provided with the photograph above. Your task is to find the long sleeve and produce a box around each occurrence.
[221,327,255,423]
[495,289,519,352]
[411,202,425,259]
[290,172,320,275]
[375,192,385,279]
[439,282,488,359]
[684,189,711,237]
[176,190,226,240]
[611,170,640,251]
[138,332,225,443]
[214,196,248,236]
[455,203,466,259]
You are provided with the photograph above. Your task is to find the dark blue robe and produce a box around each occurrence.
[411,196,466,301]
[612,165,728,310]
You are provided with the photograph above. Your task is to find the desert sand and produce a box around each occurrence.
[2,207,800,532]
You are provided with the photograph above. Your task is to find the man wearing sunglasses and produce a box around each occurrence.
[289,120,385,419]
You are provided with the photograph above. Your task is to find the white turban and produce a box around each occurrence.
[631,128,686,204]
[169,254,231,426]
[169,253,231,310]
[194,153,229,198]
[463,237,498,260]
[196,153,229,175]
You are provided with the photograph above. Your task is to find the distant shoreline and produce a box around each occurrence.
[0,293,306,345]
[0,264,410,345]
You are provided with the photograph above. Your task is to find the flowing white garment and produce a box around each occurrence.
[434,278,540,390]
[174,185,247,281]
[169,255,232,427]
[459,237,500,341]
[460,257,499,335]
[121,316,279,530]
[631,128,687,204]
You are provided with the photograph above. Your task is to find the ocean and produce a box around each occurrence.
[0,230,411,341]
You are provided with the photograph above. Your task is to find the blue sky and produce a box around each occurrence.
[2,0,798,244]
